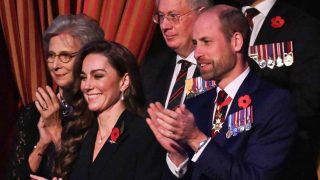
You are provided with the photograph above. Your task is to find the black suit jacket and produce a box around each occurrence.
[248,2,320,178]
[250,1,320,140]
[140,47,200,106]
[69,110,166,180]
[163,71,297,180]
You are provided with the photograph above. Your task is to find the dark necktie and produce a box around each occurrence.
[212,90,232,137]
[167,60,191,110]
[245,8,260,30]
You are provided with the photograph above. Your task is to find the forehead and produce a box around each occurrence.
[194,13,219,33]
[49,33,81,51]
[158,0,191,12]
[82,53,109,69]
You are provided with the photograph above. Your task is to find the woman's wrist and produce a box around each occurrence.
[33,142,48,156]
[48,126,62,149]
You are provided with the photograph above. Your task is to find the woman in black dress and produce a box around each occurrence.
[64,40,165,180]
[8,14,104,179]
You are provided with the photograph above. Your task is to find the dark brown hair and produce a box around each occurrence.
[50,14,104,179]
[73,40,146,116]
[53,95,94,179]
[54,40,146,179]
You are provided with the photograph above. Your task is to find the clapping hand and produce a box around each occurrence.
[35,85,62,149]
[146,102,188,165]
[30,174,62,180]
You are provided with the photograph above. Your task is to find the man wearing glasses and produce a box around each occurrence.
[141,0,212,110]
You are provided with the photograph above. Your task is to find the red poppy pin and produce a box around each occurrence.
[238,95,252,109]
[271,16,285,28]
[109,127,120,144]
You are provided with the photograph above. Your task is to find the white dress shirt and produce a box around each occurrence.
[164,51,197,109]
[242,0,276,46]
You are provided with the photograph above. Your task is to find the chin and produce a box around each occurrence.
[88,105,100,112]
[165,40,179,49]
[55,80,73,89]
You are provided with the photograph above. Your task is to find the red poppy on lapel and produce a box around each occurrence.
[110,127,120,144]
[238,95,252,109]
[271,16,285,28]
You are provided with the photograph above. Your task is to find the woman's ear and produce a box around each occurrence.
[120,73,130,92]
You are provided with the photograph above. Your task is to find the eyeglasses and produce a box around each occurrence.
[152,7,201,24]
[46,51,78,63]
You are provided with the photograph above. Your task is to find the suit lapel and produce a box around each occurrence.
[229,71,259,115]
[192,67,201,78]
[214,72,260,145]
[160,52,177,105]
[90,111,131,176]
[71,122,97,179]
[255,1,284,44]
[186,88,216,137]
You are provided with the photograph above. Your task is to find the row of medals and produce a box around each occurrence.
[226,106,253,139]
[185,77,216,99]
[212,106,253,139]
[249,41,294,69]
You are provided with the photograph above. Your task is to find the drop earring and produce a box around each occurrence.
[121,91,124,101]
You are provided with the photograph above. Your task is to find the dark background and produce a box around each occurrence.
[0,0,318,178]
[148,0,319,54]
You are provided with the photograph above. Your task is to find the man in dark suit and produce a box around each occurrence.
[147,5,297,179]
[140,0,212,109]
[238,0,320,178]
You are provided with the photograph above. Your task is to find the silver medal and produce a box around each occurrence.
[276,57,284,67]
[259,59,267,68]
[283,52,294,66]
[267,58,275,69]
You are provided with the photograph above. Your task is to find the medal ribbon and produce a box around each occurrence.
[212,90,232,137]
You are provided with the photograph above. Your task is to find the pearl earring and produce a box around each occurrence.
[121,91,124,101]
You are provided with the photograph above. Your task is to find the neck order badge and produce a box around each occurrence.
[212,90,232,137]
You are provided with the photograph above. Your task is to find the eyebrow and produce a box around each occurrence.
[199,37,209,41]
[81,69,107,75]
[48,50,75,54]
[157,10,179,14]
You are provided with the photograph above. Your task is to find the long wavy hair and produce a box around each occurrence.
[54,40,145,179]
[47,14,105,179]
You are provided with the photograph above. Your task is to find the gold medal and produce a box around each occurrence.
[226,129,233,139]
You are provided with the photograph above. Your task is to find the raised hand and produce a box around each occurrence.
[146,102,187,165]
[30,174,63,180]
[148,103,208,153]
[35,86,61,125]
[35,86,62,149]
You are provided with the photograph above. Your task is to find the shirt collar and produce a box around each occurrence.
[242,0,276,17]
[176,51,197,65]
[217,67,250,100]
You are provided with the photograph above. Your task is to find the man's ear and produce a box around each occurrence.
[231,32,244,53]
[198,6,206,12]
[120,73,130,92]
